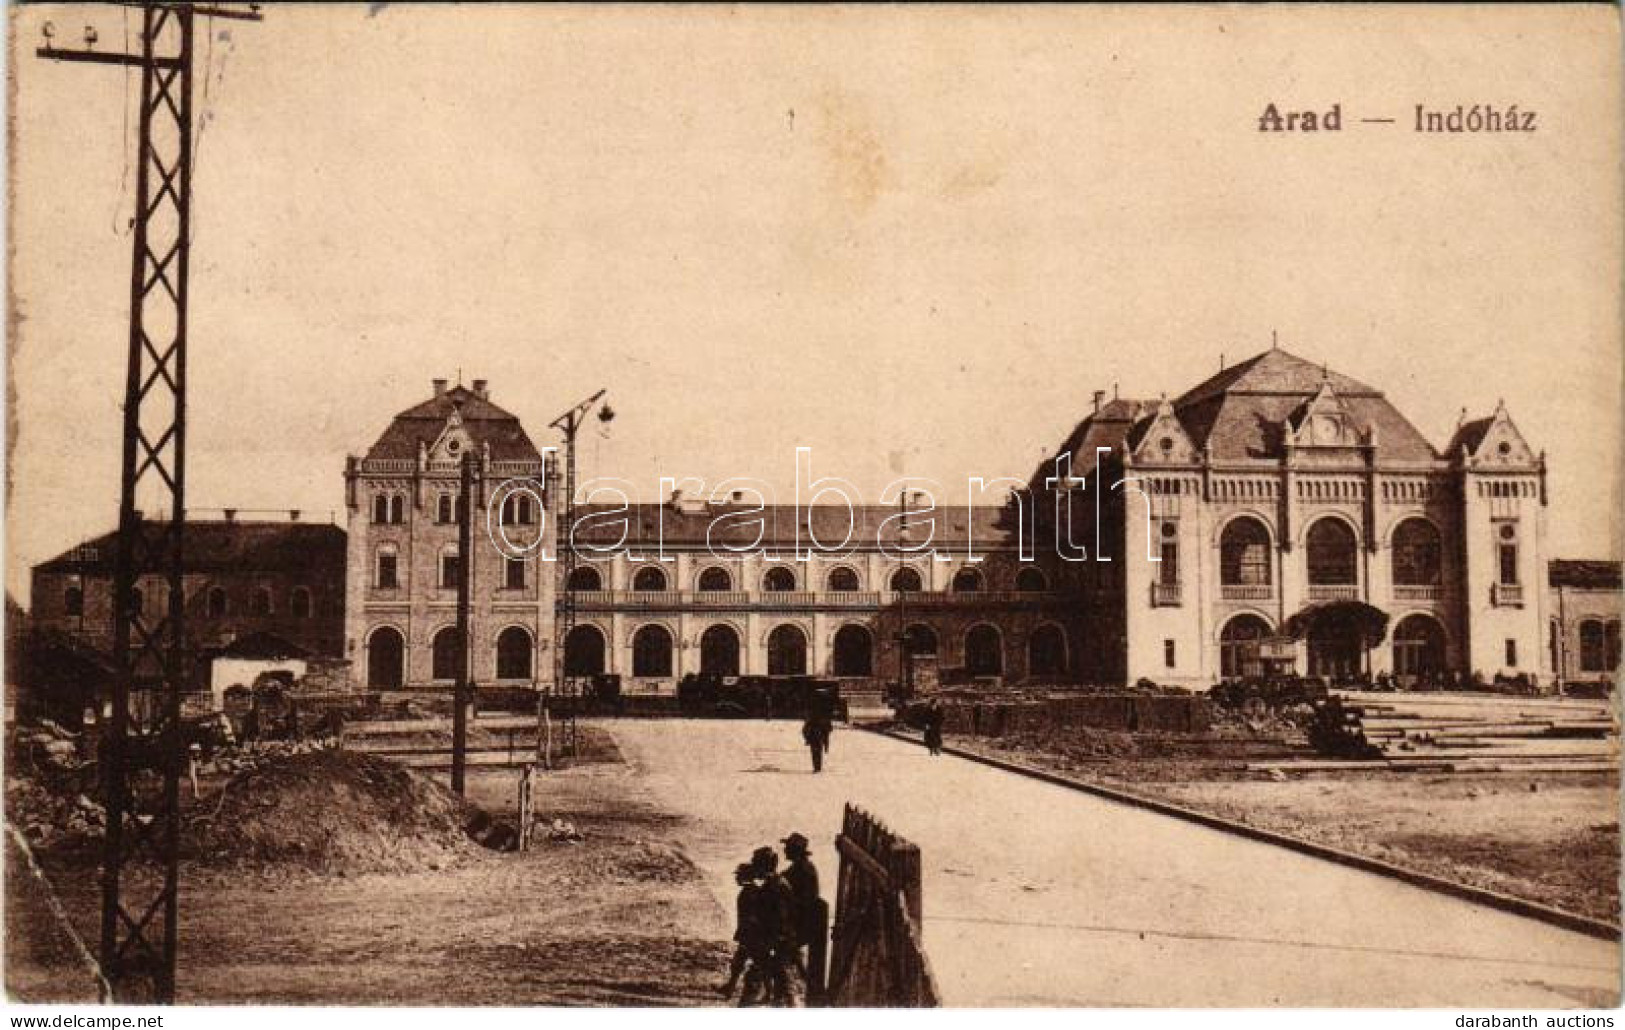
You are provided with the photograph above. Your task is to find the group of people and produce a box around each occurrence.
[720,832,825,1007]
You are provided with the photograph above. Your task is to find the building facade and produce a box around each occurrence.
[29,515,347,662]
[349,350,1605,694]
[558,498,1076,692]
[1548,560,1623,687]
[343,379,551,690]
[1030,346,1554,688]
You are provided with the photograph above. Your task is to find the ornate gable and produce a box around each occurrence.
[1466,401,1536,466]
[427,408,475,464]
[1131,399,1198,464]
[1288,381,1366,448]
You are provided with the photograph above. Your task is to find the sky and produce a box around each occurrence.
[6,4,1621,604]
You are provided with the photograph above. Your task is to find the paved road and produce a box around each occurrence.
[609,719,1620,1007]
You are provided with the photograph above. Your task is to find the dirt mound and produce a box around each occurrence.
[186,748,479,874]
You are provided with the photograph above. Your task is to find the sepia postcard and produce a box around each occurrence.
[3,2,1621,1017]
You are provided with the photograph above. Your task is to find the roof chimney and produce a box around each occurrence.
[288,509,301,521]
[1092,390,1105,414]
[471,379,489,401]
[223,508,237,523]
[432,378,448,398]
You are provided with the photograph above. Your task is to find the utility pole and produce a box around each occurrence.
[547,390,612,759]
[897,490,913,702]
[35,1,261,1004]
[451,451,478,795]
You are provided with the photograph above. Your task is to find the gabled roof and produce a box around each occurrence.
[1549,559,1623,591]
[363,385,543,463]
[1174,348,1438,461]
[217,631,311,660]
[1445,417,1494,457]
[35,521,346,576]
[1173,348,1381,408]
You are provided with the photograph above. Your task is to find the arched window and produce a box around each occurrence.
[632,566,669,592]
[372,494,390,524]
[1028,624,1067,677]
[375,545,399,589]
[567,566,601,591]
[1392,519,1442,586]
[64,585,83,618]
[432,627,460,681]
[1220,518,1272,586]
[206,586,227,618]
[389,496,405,524]
[1014,567,1048,592]
[632,624,674,677]
[700,624,741,677]
[1393,614,1446,677]
[964,625,1002,676]
[1220,614,1272,679]
[767,624,808,676]
[290,587,312,619]
[250,588,273,616]
[1579,620,1608,673]
[367,626,405,689]
[827,567,860,592]
[762,567,797,592]
[502,493,535,526]
[564,625,606,677]
[496,626,533,680]
[437,494,455,525]
[1306,519,1358,585]
[951,568,984,593]
[832,625,873,677]
[890,567,923,593]
[1497,522,1520,586]
[697,566,733,592]
[440,546,461,589]
[904,624,938,658]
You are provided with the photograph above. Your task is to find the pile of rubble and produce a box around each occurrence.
[5,776,104,853]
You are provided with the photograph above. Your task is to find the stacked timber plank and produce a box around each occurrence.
[1252,691,1619,774]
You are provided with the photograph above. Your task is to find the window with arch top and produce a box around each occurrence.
[697,566,733,592]
[826,567,860,592]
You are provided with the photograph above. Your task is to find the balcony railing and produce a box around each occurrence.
[1150,582,1182,607]
[1393,584,1445,602]
[1491,582,1524,607]
[1220,584,1273,601]
[1307,584,1360,602]
[570,588,1071,610]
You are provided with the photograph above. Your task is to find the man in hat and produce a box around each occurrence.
[719,862,765,1003]
[748,845,795,1005]
[781,832,826,1001]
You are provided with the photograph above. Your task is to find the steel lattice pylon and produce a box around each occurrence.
[36,2,261,1002]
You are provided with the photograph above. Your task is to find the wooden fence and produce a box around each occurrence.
[826,804,940,1007]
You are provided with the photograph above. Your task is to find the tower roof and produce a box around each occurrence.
[362,383,544,463]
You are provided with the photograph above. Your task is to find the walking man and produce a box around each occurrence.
[719,862,764,1003]
[924,698,945,756]
[802,712,832,773]
[781,832,827,1003]
[748,846,795,1006]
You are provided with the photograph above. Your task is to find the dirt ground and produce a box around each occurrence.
[5,729,733,1005]
[936,729,1621,926]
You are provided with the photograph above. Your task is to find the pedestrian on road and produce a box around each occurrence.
[924,699,944,756]
[802,713,832,773]
[781,831,826,1002]
[748,845,795,1006]
[719,862,765,1003]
